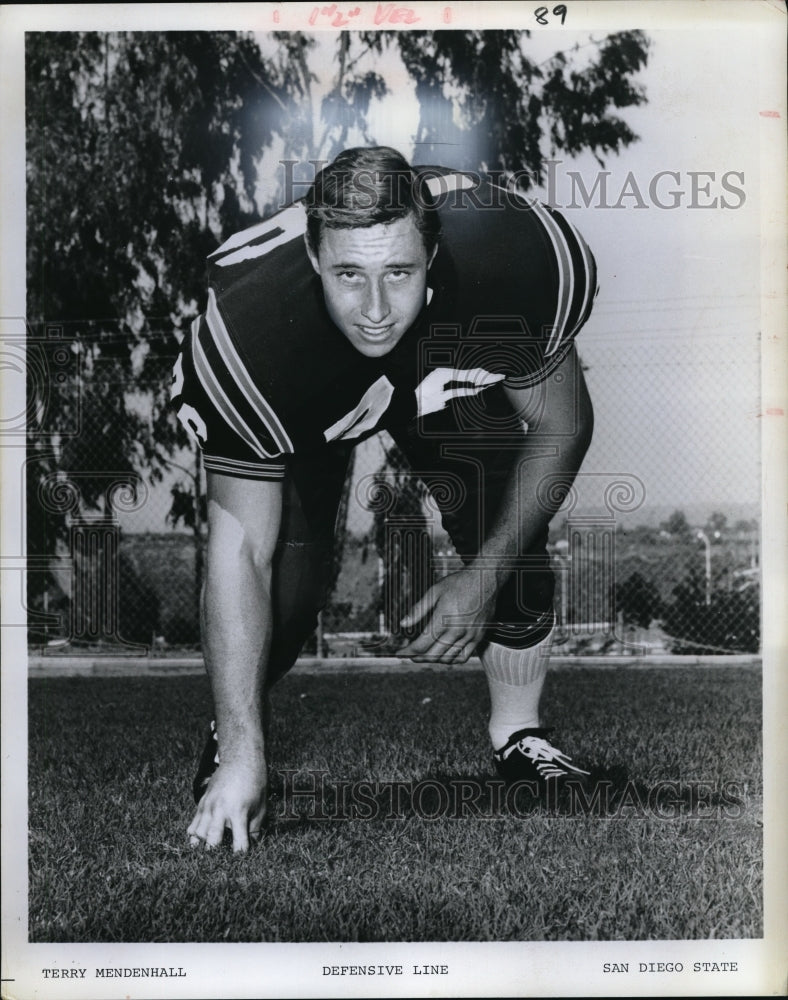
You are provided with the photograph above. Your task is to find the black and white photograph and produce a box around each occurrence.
[1,2,786,998]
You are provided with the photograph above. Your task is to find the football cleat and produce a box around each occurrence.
[493,728,590,786]
[192,720,220,803]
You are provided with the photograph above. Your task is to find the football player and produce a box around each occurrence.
[172,147,597,851]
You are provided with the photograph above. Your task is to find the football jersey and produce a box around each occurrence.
[171,167,598,480]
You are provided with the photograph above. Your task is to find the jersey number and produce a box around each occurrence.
[323,376,395,443]
[171,354,208,447]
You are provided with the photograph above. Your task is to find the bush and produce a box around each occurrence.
[27,580,71,644]
[615,571,662,629]
[163,614,200,645]
[662,578,759,653]
[118,552,161,644]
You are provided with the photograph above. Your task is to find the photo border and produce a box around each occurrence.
[2,3,786,997]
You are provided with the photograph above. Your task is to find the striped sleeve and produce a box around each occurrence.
[529,201,599,359]
[201,290,294,456]
[202,453,287,481]
[173,204,310,481]
[172,318,288,482]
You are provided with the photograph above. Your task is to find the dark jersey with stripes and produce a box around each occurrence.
[171,167,598,480]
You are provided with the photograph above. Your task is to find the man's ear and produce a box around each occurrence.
[304,233,321,274]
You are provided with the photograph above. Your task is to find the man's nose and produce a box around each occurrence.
[361,280,391,323]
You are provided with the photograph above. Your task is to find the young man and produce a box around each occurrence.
[171,147,597,852]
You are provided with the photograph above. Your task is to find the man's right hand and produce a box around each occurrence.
[187,751,267,853]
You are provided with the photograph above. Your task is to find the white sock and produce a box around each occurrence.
[482,633,552,751]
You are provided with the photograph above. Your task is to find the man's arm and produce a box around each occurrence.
[476,344,594,582]
[187,471,282,852]
[399,346,593,662]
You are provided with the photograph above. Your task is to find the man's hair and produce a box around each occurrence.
[305,146,441,258]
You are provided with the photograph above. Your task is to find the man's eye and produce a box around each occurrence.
[388,270,411,281]
[339,271,359,280]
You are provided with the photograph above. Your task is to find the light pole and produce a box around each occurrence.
[696,530,711,606]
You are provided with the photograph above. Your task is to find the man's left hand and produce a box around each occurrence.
[397,569,498,664]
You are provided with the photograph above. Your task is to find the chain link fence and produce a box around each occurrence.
[27,340,761,657]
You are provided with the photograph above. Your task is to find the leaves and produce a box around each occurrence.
[26,31,287,541]
[392,29,649,173]
[541,32,649,162]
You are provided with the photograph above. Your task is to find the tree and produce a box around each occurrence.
[26,31,289,631]
[660,509,692,537]
[705,511,728,535]
[262,29,651,205]
[27,31,287,483]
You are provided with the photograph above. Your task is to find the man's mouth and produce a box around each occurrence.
[357,323,394,339]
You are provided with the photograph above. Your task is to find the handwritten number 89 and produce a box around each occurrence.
[535,5,567,24]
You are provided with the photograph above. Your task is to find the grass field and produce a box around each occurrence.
[28,665,762,942]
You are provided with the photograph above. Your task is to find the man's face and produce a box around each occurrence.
[306,214,435,358]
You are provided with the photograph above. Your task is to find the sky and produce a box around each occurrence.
[545,26,764,518]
